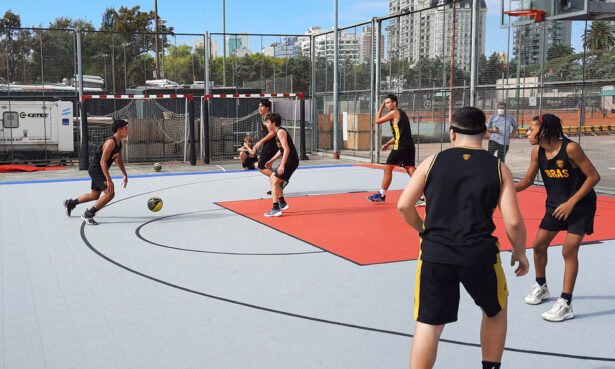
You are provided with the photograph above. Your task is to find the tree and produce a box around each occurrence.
[0,10,34,84]
[582,21,615,52]
[547,43,575,61]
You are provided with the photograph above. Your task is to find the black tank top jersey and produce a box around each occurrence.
[538,139,596,213]
[260,116,278,154]
[390,109,414,150]
[89,137,122,171]
[275,127,299,166]
[420,148,502,266]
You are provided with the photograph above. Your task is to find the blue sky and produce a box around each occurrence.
[6,0,584,56]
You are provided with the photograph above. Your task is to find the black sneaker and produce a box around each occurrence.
[81,212,98,225]
[280,201,289,210]
[267,189,272,195]
[64,199,76,217]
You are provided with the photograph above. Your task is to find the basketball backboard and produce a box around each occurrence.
[501,0,615,28]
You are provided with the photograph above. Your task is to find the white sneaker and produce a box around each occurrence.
[524,282,550,305]
[542,297,574,322]
[264,208,282,217]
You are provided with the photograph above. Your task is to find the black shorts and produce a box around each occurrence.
[258,150,277,170]
[415,255,508,325]
[88,169,108,192]
[243,156,258,170]
[274,162,299,182]
[386,147,415,168]
[539,208,596,235]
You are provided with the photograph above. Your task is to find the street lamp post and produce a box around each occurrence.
[122,42,129,91]
[101,53,108,91]
[272,43,278,93]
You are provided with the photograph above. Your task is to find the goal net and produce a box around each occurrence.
[201,93,309,163]
[81,94,196,165]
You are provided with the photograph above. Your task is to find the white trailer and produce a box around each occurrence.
[0,101,74,163]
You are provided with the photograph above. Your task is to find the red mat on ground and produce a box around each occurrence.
[0,164,66,173]
[217,188,615,265]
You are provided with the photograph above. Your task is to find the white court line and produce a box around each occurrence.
[608,168,615,170]
[215,165,226,171]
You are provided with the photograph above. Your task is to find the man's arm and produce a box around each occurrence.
[99,139,116,191]
[381,137,395,151]
[510,115,519,136]
[116,152,128,188]
[275,129,291,175]
[375,101,398,124]
[552,142,601,220]
[499,163,529,276]
[515,146,540,192]
[265,150,282,169]
[487,116,499,133]
[254,130,276,151]
[397,155,432,232]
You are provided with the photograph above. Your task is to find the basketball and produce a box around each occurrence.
[153,162,162,172]
[147,196,163,212]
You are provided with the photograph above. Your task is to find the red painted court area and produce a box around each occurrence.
[218,188,615,265]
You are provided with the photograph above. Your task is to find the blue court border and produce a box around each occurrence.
[0,164,355,186]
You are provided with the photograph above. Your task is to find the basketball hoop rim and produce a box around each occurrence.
[503,8,545,22]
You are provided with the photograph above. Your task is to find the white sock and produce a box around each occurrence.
[379,189,386,196]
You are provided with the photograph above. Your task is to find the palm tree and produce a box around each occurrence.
[582,21,615,51]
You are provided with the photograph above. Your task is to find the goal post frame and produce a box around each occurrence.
[79,94,196,170]
[201,93,307,165]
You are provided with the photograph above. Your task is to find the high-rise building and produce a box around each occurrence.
[262,36,301,58]
[513,21,572,66]
[227,33,250,56]
[358,25,385,63]
[387,0,487,71]
[194,38,218,57]
[299,26,360,62]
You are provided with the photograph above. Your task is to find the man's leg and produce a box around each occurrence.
[239,152,247,169]
[65,189,101,217]
[480,306,507,364]
[258,167,274,177]
[380,164,394,190]
[410,322,445,369]
[270,175,283,203]
[500,144,510,162]
[264,174,284,217]
[405,166,416,177]
[532,228,559,280]
[561,232,584,294]
[487,140,498,157]
[77,190,102,204]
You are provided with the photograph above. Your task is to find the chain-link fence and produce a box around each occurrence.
[311,3,615,192]
[1,11,614,190]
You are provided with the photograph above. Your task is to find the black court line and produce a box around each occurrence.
[135,209,325,256]
[76,168,615,363]
[80,223,615,363]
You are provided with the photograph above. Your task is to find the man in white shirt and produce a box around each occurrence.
[486,102,518,162]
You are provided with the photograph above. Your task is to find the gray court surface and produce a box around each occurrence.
[1,158,614,369]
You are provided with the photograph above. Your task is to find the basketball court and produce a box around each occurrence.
[1,159,615,368]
